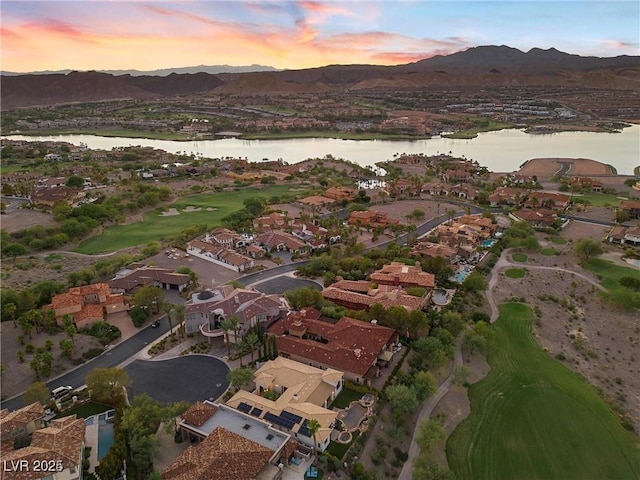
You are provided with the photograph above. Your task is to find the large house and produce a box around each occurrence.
[321,279,429,312]
[187,240,255,272]
[370,262,436,290]
[227,357,342,452]
[1,412,85,480]
[512,209,558,228]
[523,191,570,210]
[166,401,298,480]
[348,210,399,229]
[253,212,290,232]
[44,283,127,329]
[606,225,640,245]
[619,200,640,219]
[268,309,398,385]
[0,403,45,451]
[185,287,289,342]
[253,231,308,255]
[109,264,191,293]
[411,241,458,263]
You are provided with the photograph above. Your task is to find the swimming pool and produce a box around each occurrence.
[455,270,471,283]
[97,423,115,460]
[85,410,116,461]
[482,239,497,248]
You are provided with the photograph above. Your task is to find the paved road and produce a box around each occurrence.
[1,204,480,412]
[0,317,172,411]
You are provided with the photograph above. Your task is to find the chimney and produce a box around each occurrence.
[393,274,400,287]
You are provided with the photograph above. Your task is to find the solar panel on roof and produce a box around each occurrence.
[281,410,303,424]
[237,402,251,413]
[298,425,311,437]
[250,407,263,417]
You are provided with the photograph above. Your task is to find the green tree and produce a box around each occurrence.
[227,367,253,390]
[574,238,604,262]
[386,384,418,422]
[307,418,321,465]
[246,332,260,364]
[220,317,235,355]
[59,339,74,359]
[416,419,445,453]
[85,367,130,405]
[452,365,470,386]
[3,242,27,260]
[462,271,487,292]
[174,304,186,338]
[17,313,34,339]
[4,302,17,328]
[412,371,437,401]
[63,314,76,345]
[132,285,163,312]
[23,381,51,405]
[66,175,84,188]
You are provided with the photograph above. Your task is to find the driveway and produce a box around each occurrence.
[125,355,230,404]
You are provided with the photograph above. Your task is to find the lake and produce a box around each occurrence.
[5,124,639,175]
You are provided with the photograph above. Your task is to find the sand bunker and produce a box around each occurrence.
[159,208,180,216]
[183,206,203,212]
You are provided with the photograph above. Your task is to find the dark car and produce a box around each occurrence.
[151,319,161,328]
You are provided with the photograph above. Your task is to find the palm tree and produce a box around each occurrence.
[307,418,321,465]
[220,318,235,356]
[246,332,260,364]
[228,315,240,345]
[174,304,186,338]
[162,303,175,333]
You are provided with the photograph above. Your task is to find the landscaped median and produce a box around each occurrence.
[447,303,640,480]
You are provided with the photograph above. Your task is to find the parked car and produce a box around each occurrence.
[51,385,73,400]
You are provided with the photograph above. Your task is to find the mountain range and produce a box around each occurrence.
[2,46,639,109]
[0,64,278,77]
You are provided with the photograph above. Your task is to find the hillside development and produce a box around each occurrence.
[447,303,640,480]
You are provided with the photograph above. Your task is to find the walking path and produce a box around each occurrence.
[398,336,463,480]
[485,248,605,323]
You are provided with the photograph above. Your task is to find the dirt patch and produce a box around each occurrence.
[0,321,104,400]
[372,198,460,224]
[2,253,102,291]
[519,158,613,176]
[1,208,57,233]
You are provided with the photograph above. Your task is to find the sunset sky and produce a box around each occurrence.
[2,1,638,73]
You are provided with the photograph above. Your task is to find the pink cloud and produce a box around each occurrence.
[21,18,94,42]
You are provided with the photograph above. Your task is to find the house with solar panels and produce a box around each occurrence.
[225,357,343,453]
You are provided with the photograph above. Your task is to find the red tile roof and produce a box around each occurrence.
[161,427,273,480]
[182,401,217,427]
[270,315,395,377]
[370,262,435,289]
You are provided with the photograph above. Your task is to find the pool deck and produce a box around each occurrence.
[84,416,100,473]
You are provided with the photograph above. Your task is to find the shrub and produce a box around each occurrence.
[83,348,104,360]
[25,343,35,354]
[82,321,121,345]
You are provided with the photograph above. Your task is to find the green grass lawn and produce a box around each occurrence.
[75,185,304,253]
[447,303,640,480]
[582,258,640,309]
[326,430,360,460]
[505,268,526,278]
[0,163,30,174]
[551,237,567,245]
[329,387,364,409]
[55,401,113,419]
[511,253,528,263]
[572,192,637,208]
[541,248,557,256]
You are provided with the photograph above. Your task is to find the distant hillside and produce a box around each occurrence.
[2,46,639,108]
[1,64,277,76]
